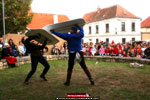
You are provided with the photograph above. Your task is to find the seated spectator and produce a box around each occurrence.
[88,46,92,56]
[85,45,89,56]
[8,39,18,57]
[110,46,115,56]
[2,43,17,67]
[91,45,96,56]
[118,45,123,57]
[129,46,136,57]
[127,52,130,57]
[123,44,129,54]
[18,41,26,56]
[122,51,127,57]
[141,44,147,56]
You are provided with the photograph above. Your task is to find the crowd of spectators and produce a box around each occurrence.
[57,40,150,59]
[51,42,68,55]
[0,38,150,67]
[0,38,27,67]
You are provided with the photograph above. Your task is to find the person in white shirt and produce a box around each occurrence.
[18,41,26,56]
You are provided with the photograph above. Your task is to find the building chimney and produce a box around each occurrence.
[53,14,58,24]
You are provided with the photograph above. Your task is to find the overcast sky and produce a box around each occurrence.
[31,0,150,21]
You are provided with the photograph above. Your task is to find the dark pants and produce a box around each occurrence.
[66,51,93,83]
[68,51,87,71]
[25,55,50,82]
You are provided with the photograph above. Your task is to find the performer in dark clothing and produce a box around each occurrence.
[21,36,50,84]
[51,25,94,86]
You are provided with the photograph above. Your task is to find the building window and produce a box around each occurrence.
[106,24,109,33]
[121,22,125,31]
[89,26,92,34]
[106,38,109,43]
[96,25,99,34]
[132,38,135,42]
[122,38,126,44]
[132,22,135,31]
[96,38,99,44]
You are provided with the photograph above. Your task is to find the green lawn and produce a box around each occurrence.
[0,60,150,100]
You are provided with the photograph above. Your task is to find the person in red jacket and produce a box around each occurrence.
[105,46,110,56]
[117,44,123,56]
[111,40,115,45]
[2,43,17,67]
[136,45,142,58]
[134,44,141,56]
[110,46,116,56]
[114,45,119,56]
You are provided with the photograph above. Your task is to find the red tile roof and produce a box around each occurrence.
[141,16,150,28]
[83,5,139,23]
[27,12,69,29]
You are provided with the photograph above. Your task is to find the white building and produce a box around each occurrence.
[83,5,141,44]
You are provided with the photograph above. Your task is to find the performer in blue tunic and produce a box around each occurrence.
[51,25,94,86]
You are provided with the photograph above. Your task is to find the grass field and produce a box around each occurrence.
[0,60,150,100]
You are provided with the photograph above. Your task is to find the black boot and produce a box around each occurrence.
[24,78,29,85]
[40,75,48,81]
[64,70,72,86]
[83,68,95,85]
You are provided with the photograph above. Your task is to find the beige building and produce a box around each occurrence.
[141,16,150,42]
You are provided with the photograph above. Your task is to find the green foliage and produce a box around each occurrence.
[0,0,33,36]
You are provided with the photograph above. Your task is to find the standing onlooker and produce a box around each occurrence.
[63,42,68,55]
[136,45,141,58]
[105,46,110,56]
[141,44,147,57]
[60,45,65,55]
[114,45,119,56]
[82,45,86,55]
[99,45,105,56]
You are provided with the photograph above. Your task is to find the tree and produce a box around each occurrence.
[0,0,33,36]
